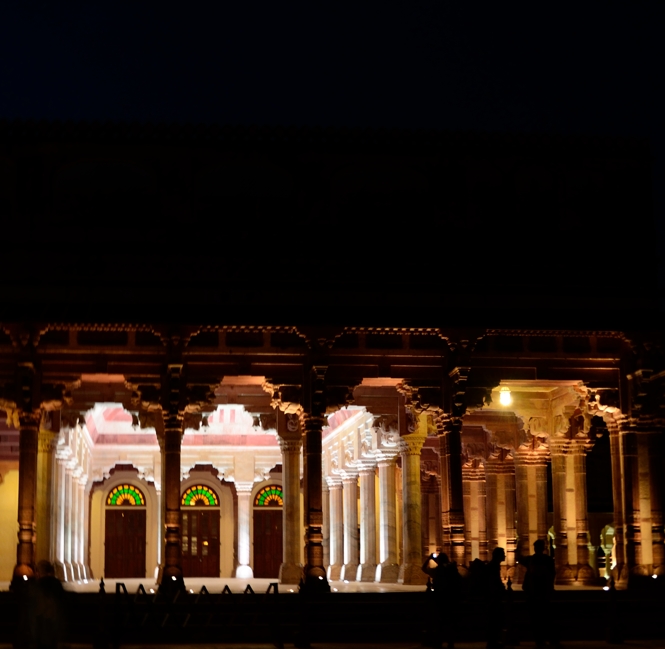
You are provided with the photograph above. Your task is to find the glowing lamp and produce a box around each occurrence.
[171,576,176,581]
[652,574,658,579]
[22,575,28,581]
[603,586,610,591]
[499,387,512,406]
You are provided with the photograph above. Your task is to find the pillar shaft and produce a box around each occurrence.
[279,437,303,583]
[35,430,58,565]
[375,458,399,582]
[485,455,517,574]
[161,423,184,587]
[358,468,377,581]
[462,461,488,562]
[437,433,465,564]
[327,480,343,580]
[620,423,665,578]
[514,449,549,558]
[235,482,254,578]
[398,433,427,584]
[14,413,40,579]
[550,440,595,584]
[341,475,359,581]
[607,418,626,583]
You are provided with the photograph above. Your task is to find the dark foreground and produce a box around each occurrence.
[0,582,664,648]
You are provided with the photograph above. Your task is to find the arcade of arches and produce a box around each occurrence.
[0,326,664,591]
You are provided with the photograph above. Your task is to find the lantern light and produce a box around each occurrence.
[499,387,512,406]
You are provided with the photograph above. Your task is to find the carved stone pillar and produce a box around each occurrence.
[77,477,89,579]
[14,411,40,581]
[462,458,488,562]
[63,463,74,580]
[514,442,549,560]
[357,467,377,581]
[550,437,595,584]
[618,413,665,579]
[485,449,517,575]
[326,478,343,580]
[340,474,359,581]
[435,428,466,565]
[278,436,303,583]
[375,456,399,582]
[398,433,427,584]
[160,415,185,589]
[235,482,254,578]
[322,482,330,572]
[302,413,329,589]
[35,428,58,565]
[53,452,67,580]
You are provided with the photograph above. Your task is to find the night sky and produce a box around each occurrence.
[2,2,664,304]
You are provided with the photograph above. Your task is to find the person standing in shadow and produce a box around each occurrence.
[422,552,463,649]
[517,539,558,648]
[34,560,66,649]
[484,547,507,649]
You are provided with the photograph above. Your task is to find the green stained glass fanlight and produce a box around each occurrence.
[254,485,283,507]
[107,484,146,506]
[182,485,219,507]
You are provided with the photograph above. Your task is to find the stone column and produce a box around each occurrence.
[485,450,517,576]
[550,438,595,584]
[302,413,329,590]
[322,482,330,572]
[278,437,303,583]
[326,478,344,580]
[462,459,488,562]
[235,482,254,578]
[514,444,549,562]
[35,428,58,565]
[436,431,466,565]
[375,455,399,582]
[14,412,40,581]
[619,417,665,579]
[604,414,626,583]
[160,413,184,589]
[71,467,83,580]
[64,464,75,580]
[398,433,427,584]
[357,467,377,581]
[77,477,89,579]
[340,474,359,581]
[53,453,67,580]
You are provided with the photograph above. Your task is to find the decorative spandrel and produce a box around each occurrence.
[107,484,146,506]
[254,485,283,507]
[181,485,219,507]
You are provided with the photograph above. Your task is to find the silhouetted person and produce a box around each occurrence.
[34,560,66,649]
[484,547,506,649]
[422,552,463,648]
[517,540,557,648]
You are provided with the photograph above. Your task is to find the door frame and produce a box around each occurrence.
[250,480,283,572]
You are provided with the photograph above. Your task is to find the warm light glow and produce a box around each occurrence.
[150,589,155,593]
[499,387,512,406]
[332,588,338,592]
[603,586,610,591]
[318,576,323,580]
[22,575,27,581]
[171,576,176,581]
[652,574,658,579]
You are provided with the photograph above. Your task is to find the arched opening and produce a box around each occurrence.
[104,484,147,578]
[180,485,220,578]
[252,484,283,578]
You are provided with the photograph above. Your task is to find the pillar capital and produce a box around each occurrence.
[278,436,302,454]
[398,433,426,456]
[234,481,255,495]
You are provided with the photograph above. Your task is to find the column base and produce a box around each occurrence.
[300,571,331,594]
[279,562,303,584]
[159,565,185,593]
[398,562,428,585]
[340,563,358,581]
[235,565,254,579]
[54,560,66,582]
[12,563,35,581]
[327,564,342,581]
[64,562,75,582]
[357,563,377,582]
[375,562,399,583]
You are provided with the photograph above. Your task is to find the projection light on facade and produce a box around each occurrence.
[499,387,512,406]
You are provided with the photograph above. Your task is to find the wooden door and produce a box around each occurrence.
[104,509,146,578]
[181,509,220,577]
[253,509,282,578]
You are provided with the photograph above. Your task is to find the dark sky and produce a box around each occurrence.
[2,1,664,299]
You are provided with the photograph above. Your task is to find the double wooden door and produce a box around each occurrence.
[181,509,220,577]
[105,509,146,578]
[253,509,282,578]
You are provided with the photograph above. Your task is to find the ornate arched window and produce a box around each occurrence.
[106,484,146,506]
[254,485,283,507]
[181,485,219,507]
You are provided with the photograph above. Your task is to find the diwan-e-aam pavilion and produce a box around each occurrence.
[0,122,663,592]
